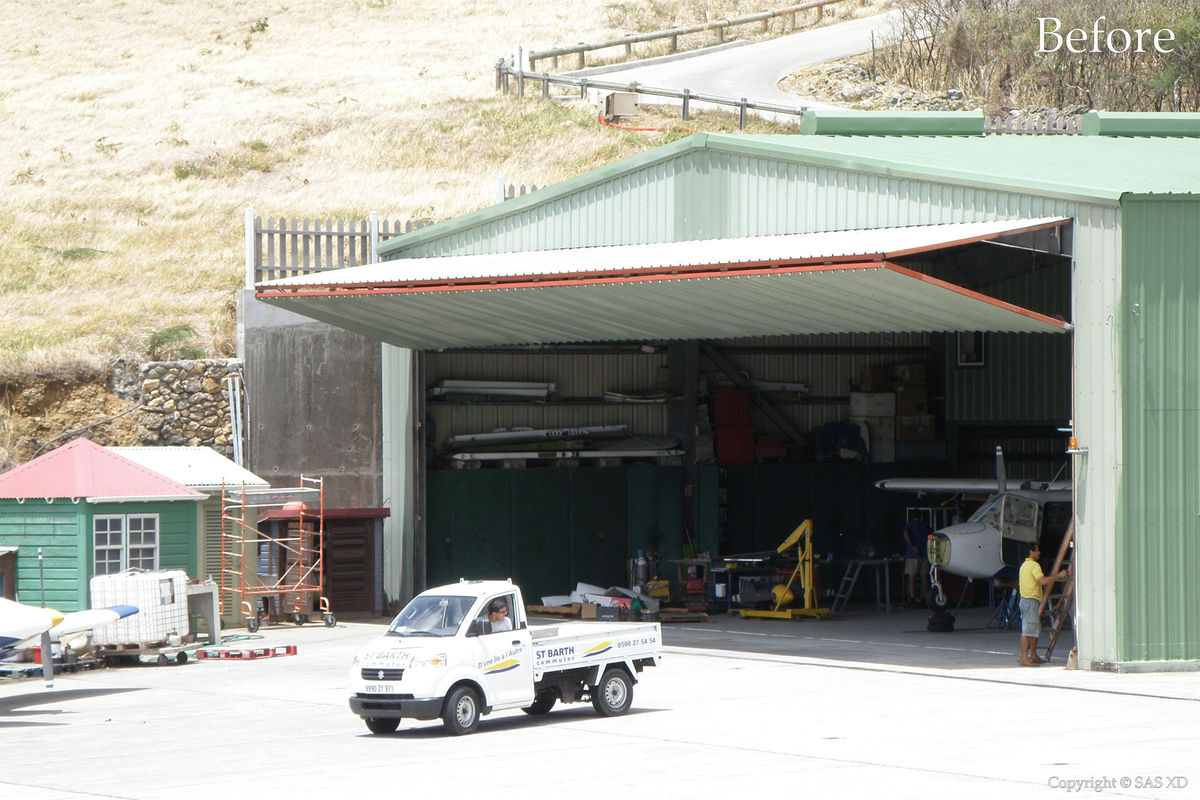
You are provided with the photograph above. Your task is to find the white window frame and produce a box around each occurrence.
[93,513,160,574]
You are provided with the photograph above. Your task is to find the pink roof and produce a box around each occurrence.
[0,438,204,501]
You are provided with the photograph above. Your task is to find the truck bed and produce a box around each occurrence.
[529,621,661,675]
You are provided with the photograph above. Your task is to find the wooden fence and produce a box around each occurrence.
[246,186,540,286]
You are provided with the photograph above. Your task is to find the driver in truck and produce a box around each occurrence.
[488,599,512,632]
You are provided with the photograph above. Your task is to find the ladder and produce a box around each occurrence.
[1040,519,1075,662]
[830,561,863,614]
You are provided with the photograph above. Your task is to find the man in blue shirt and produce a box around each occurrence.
[902,511,930,606]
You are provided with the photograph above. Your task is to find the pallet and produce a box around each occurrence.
[197,645,298,660]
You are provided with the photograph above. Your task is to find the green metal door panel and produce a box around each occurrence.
[1118,196,1200,662]
[625,467,684,560]
[721,466,757,554]
[0,501,87,611]
[808,463,867,558]
[568,469,628,589]
[425,471,456,587]
[751,465,814,553]
[450,471,513,582]
[509,470,570,604]
[695,465,720,555]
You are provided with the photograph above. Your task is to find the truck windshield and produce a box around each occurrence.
[386,595,473,637]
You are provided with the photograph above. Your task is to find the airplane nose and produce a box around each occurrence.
[928,532,951,566]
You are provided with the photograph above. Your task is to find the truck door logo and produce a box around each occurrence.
[484,658,520,674]
[584,642,613,657]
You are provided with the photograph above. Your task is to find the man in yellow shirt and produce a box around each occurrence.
[1018,543,1069,666]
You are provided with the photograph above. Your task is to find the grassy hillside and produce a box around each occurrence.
[1,1,808,379]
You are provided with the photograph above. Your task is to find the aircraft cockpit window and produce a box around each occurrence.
[972,496,1003,527]
[1001,496,1039,544]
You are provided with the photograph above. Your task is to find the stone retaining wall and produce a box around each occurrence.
[132,359,242,456]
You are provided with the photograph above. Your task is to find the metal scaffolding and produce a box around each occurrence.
[219,476,335,631]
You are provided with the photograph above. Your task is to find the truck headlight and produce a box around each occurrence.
[412,653,448,668]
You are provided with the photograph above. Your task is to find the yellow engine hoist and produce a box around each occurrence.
[739,519,830,620]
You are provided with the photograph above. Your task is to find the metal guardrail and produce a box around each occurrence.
[497,64,1083,134]
[499,67,808,129]
[527,0,842,71]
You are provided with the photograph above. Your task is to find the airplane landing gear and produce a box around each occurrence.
[925,571,956,632]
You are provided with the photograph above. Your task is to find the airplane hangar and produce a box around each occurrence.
[258,111,1200,671]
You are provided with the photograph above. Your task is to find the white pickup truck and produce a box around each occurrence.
[348,579,661,735]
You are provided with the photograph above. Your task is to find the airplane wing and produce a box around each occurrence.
[0,598,64,656]
[51,605,139,638]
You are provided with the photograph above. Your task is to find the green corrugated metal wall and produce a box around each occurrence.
[1117,195,1200,662]
[0,500,87,610]
[426,466,716,602]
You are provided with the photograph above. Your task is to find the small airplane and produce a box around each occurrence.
[876,446,1072,610]
[1,597,138,686]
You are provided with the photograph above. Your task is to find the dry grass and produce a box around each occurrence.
[1,0,766,377]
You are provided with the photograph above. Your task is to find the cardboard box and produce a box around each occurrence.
[851,415,895,441]
[896,414,936,442]
[893,363,927,383]
[859,366,893,392]
[895,382,929,415]
[849,392,896,417]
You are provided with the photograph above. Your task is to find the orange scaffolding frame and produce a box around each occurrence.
[219,476,334,631]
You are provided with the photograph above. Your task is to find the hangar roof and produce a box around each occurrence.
[259,219,1071,349]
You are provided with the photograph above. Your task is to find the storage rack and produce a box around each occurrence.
[219,476,335,631]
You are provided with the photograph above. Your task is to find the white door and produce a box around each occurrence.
[470,593,533,707]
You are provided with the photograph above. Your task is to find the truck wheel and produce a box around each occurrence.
[522,691,556,715]
[365,717,399,734]
[591,668,633,717]
[442,686,481,735]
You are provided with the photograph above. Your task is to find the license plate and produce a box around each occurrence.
[362,683,396,693]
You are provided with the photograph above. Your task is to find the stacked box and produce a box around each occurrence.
[896,414,936,441]
[851,415,896,463]
[859,366,893,392]
[895,382,929,415]
[90,570,190,645]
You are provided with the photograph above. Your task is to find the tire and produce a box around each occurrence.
[925,585,949,613]
[246,617,260,633]
[522,691,557,715]
[290,612,306,626]
[175,651,188,665]
[323,613,337,628]
[591,668,633,717]
[365,717,400,735]
[442,686,481,735]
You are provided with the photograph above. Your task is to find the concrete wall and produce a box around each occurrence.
[240,291,383,510]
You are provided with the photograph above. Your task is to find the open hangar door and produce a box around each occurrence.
[258,218,1073,608]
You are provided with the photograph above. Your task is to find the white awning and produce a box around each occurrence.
[257,218,1071,349]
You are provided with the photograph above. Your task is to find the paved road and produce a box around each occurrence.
[3,615,1197,799]
[571,10,904,118]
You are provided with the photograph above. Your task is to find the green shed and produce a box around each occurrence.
[0,438,204,611]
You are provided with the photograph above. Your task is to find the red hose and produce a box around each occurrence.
[597,113,696,133]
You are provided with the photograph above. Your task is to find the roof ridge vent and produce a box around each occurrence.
[800,110,984,136]
[1080,111,1200,137]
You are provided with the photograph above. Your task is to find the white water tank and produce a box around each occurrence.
[90,569,190,645]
